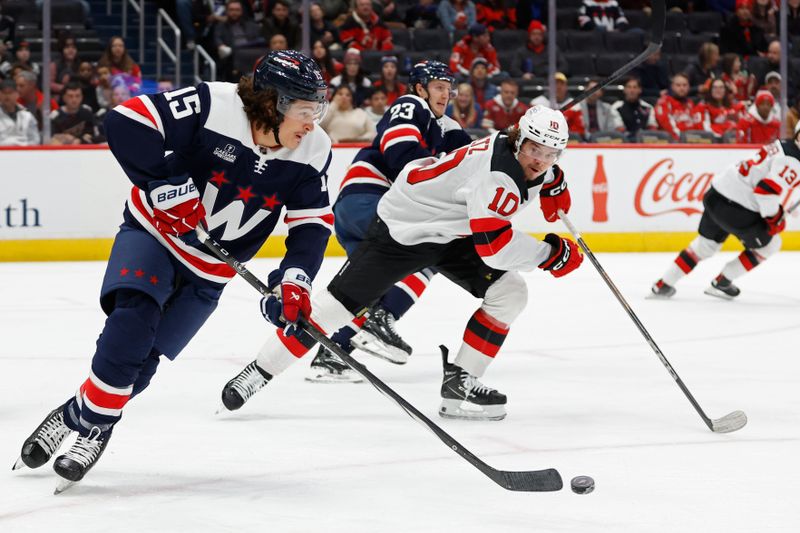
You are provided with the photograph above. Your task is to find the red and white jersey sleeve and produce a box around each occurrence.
[377,133,552,271]
[711,140,800,218]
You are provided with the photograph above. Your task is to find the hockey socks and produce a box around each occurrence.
[456,309,510,377]
[379,269,435,320]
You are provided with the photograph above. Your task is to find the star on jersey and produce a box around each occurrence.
[262,193,281,210]
[235,186,256,203]
[210,170,230,187]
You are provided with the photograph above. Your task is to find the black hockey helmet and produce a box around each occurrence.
[253,50,328,121]
[408,60,456,91]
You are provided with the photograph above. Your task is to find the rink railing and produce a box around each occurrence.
[1,144,799,262]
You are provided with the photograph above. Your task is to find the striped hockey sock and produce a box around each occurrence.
[455,309,510,377]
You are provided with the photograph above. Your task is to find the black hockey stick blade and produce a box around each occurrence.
[195,226,563,492]
[561,0,666,111]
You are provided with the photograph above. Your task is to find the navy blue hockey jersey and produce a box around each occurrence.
[105,82,333,285]
[337,94,472,199]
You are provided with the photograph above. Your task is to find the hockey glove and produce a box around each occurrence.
[764,206,786,236]
[539,165,571,223]
[149,178,206,237]
[260,268,313,328]
[538,233,583,278]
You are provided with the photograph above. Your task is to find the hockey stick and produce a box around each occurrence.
[560,0,666,111]
[557,210,747,434]
[787,197,800,215]
[195,226,563,492]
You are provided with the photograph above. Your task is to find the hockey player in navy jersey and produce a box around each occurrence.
[12,50,334,492]
[221,105,583,421]
[304,60,474,384]
[650,122,800,300]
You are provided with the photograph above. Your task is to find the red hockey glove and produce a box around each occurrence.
[538,233,583,278]
[260,268,312,326]
[764,206,786,236]
[149,179,206,237]
[539,165,571,223]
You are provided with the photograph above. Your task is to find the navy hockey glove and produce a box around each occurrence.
[764,206,786,236]
[538,233,583,278]
[539,165,571,223]
[149,178,206,236]
[260,268,313,327]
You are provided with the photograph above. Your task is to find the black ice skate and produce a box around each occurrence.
[220,361,272,412]
[648,279,676,299]
[13,403,73,471]
[351,306,412,364]
[704,274,740,300]
[438,346,507,421]
[306,345,363,383]
[53,426,111,494]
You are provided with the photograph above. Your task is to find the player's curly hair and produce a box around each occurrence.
[237,76,281,134]
[506,125,521,150]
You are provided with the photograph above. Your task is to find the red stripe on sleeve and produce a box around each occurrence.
[474,228,513,257]
[469,217,512,233]
[379,126,422,153]
[121,97,158,129]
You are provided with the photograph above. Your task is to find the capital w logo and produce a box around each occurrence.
[202,184,271,240]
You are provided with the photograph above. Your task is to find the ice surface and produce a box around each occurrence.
[1,252,798,532]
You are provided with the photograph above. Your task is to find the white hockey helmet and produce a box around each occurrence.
[515,105,569,156]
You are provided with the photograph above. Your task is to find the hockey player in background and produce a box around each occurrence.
[650,122,800,300]
[221,105,583,421]
[12,50,333,492]
[300,60,473,384]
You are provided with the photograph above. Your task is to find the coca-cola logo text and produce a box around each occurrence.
[634,158,713,217]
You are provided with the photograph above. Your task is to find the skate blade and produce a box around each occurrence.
[54,478,76,495]
[351,336,409,365]
[304,371,364,384]
[645,292,673,300]
[438,400,507,421]
[12,456,26,471]
[703,287,736,300]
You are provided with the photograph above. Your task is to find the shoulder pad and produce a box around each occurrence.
[438,114,463,133]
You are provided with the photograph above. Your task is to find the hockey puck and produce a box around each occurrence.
[570,475,595,495]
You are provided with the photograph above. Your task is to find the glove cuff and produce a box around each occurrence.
[283,267,312,293]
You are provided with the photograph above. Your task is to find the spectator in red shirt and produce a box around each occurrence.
[696,78,745,139]
[372,55,406,106]
[482,78,527,132]
[339,0,394,51]
[468,57,498,106]
[312,40,343,84]
[450,23,501,79]
[15,70,58,130]
[737,90,781,143]
[655,73,703,140]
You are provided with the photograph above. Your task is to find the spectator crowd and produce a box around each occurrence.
[2,0,800,146]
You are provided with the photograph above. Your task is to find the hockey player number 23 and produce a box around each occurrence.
[407,138,491,185]
[164,87,201,119]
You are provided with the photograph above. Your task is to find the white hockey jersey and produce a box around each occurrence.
[712,139,800,218]
[377,132,557,272]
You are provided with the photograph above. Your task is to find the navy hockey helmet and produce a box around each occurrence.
[253,50,329,122]
[408,60,456,95]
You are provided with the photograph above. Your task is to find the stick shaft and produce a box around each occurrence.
[557,211,716,431]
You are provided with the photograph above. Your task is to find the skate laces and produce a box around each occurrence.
[64,427,104,467]
[462,372,495,397]
[231,363,268,399]
[373,308,401,341]
[37,412,70,454]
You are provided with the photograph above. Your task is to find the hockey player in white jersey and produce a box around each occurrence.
[221,105,583,420]
[651,122,800,299]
